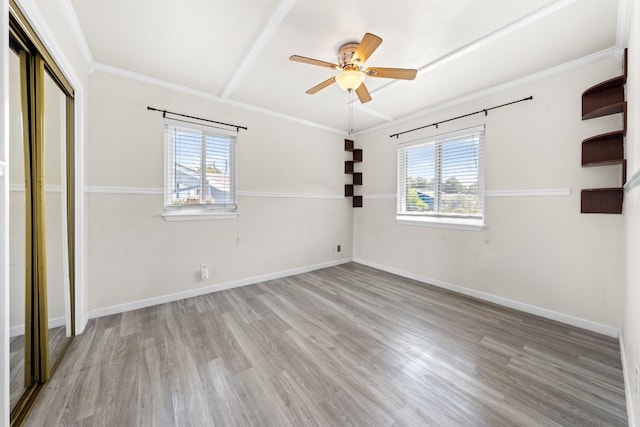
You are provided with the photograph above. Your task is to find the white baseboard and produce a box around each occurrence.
[88,258,353,319]
[352,258,620,338]
[10,316,67,338]
[90,257,621,339]
[620,333,636,427]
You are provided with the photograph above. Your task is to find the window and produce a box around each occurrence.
[163,119,237,219]
[397,125,484,229]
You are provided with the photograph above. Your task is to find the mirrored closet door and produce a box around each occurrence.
[9,1,76,425]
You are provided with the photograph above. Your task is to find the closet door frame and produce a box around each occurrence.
[8,1,75,425]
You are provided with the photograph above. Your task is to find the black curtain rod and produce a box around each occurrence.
[390,96,533,139]
[147,106,248,132]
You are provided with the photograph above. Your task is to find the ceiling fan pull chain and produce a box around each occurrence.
[348,89,354,135]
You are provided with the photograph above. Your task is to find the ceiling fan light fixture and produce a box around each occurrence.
[335,69,365,91]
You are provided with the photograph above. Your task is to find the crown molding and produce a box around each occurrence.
[92,63,346,136]
[57,0,621,139]
[13,0,86,86]
[615,0,632,57]
[94,46,616,141]
[57,0,94,67]
[356,47,616,137]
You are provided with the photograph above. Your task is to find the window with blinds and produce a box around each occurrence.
[397,125,484,224]
[164,119,237,213]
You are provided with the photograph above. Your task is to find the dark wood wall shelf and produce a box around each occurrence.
[344,139,354,152]
[582,79,625,120]
[580,49,627,214]
[344,139,362,208]
[581,50,627,120]
[582,130,624,166]
[580,188,624,214]
[345,161,354,174]
[345,184,354,197]
[353,149,363,163]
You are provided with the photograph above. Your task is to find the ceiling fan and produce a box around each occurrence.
[290,33,417,103]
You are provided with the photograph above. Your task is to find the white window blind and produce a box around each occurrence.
[397,125,484,221]
[164,119,237,213]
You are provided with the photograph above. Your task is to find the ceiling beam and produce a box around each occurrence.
[221,0,296,99]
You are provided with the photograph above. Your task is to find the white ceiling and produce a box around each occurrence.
[68,0,622,134]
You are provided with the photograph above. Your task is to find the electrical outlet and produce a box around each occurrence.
[636,365,639,398]
[337,245,341,253]
[200,264,209,280]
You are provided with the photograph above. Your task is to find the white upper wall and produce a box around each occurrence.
[354,55,625,330]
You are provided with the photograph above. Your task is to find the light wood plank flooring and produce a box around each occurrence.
[25,263,627,426]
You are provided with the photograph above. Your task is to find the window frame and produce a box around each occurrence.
[396,125,485,231]
[162,118,238,221]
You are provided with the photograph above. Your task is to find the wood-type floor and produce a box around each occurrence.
[25,263,627,426]
[10,325,69,411]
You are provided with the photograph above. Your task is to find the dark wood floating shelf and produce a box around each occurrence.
[580,49,627,214]
[353,149,362,163]
[581,49,627,120]
[583,158,627,186]
[580,188,623,214]
[345,184,353,197]
[345,161,354,174]
[344,138,362,208]
[582,100,625,120]
[344,139,354,152]
[582,130,624,166]
[353,172,362,186]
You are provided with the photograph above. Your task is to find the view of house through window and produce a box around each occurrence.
[397,125,484,223]
[164,120,237,213]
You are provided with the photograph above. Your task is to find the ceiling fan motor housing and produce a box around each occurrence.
[338,43,360,68]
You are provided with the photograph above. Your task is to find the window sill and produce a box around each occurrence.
[396,215,485,231]
[162,209,238,222]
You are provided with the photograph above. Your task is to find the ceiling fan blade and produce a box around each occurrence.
[290,55,340,70]
[352,33,383,65]
[365,67,417,80]
[355,83,372,103]
[306,77,336,94]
